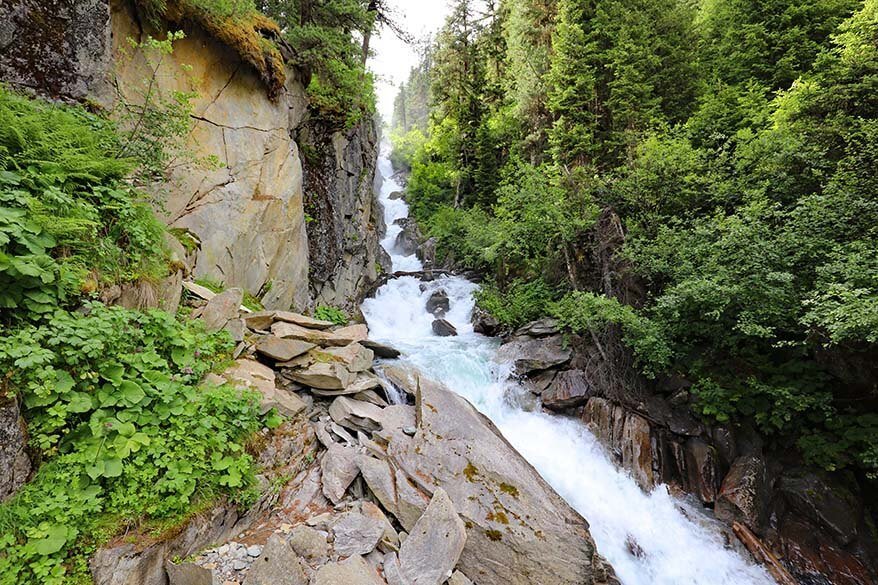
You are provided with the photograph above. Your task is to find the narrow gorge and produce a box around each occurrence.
[0,1,876,585]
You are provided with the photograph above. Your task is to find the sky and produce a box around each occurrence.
[368,0,452,123]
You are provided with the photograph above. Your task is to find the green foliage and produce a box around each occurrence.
[393,0,878,480]
[474,279,557,329]
[389,127,427,173]
[314,304,348,326]
[0,304,263,584]
[193,277,263,311]
[0,87,168,322]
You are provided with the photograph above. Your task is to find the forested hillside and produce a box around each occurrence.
[392,0,878,486]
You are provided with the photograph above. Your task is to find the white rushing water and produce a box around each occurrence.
[362,148,773,585]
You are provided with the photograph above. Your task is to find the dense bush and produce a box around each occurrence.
[0,87,168,322]
[0,305,263,584]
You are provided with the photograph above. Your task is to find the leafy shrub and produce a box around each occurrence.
[0,304,263,584]
[550,291,672,377]
[474,279,557,329]
[0,87,168,322]
[314,304,348,326]
[389,127,427,172]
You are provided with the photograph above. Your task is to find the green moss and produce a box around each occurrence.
[463,462,479,482]
[485,529,503,541]
[499,483,520,498]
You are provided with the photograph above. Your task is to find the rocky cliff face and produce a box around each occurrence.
[0,0,385,313]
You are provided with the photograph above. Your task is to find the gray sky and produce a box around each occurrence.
[369,0,451,123]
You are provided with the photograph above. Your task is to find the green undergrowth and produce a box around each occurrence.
[0,305,264,584]
[314,304,348,326]
[0,87,168,319]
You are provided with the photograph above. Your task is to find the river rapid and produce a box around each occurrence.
[361,149,774,585]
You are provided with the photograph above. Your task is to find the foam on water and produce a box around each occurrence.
[362,146,773,585]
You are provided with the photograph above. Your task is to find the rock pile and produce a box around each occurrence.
[115,283,618,585]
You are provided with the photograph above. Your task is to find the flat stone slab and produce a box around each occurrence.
[395,488,466,585]
[286,362,356,390]
[312,555,384,585]
[256,336,316,362]
[272,322,361,347]
[496,334,572,374]
[274,310,335,330]
[243,534,307,585]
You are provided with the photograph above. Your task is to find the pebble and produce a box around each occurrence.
[246,545,262,558]
[402,426,416,436]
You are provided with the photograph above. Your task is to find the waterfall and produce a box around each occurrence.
[361,145,774,585]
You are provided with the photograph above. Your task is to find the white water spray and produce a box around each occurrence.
[362,146,773,585]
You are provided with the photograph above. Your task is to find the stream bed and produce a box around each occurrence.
[361,149,774,585]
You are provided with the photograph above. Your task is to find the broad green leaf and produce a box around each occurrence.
[102,364,125,385]
[32,525,68,556]
[119,380,145,404]
[67,392,93,413]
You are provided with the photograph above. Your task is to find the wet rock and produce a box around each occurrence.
[523,370,557,396]
[384,369,617,585]
[426,290,450,317]
[778,469,860,546]
[621,413,654,490]
[243,534,307,585]
[541,370,592,410]
[321,444,361,504]
[313,555,384,585]
[715,455,771,532]
[201,288,243,333]
[286,362,356,390]
[395,218,422,256]
[361,339,402,359]
[274,310,335,330]
[256,336,316,362]
[497,334,572,375]
[417,237,437,267]
[683,438,719,505]
[389,191,404,200]
[471,307,501,337]
[432,319,458,337]
[394,488,467,585]
[514,318,559,337]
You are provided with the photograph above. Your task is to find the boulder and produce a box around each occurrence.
[395,218,422,256]
[621,413,654,490]
[200,288,243,333]
[416,237,436,267]
[357,455,429,530]
[289,525,330,564]
[321,443,361,504]
[182,281,216,301]
[361,339,402,359]
[425,290,450,317]
[683,438,719,505]
[715,455,771,533]
[256,337,316,362]
[471,307,501,337]
[271,322,348,347]
[243,534,307,585]
[777,469,860,546]
[496,335,572,375]
[225,318,246,342]
[541,370,592,410]
[311,373,382,397]
[324,343,375,372]
[334,324,369,343]
[332,506,388,557]
[165,561,213,585]
[221,359,306,417]
[312,555,384,585]
[523,370,557,396]
[243,311,277,331]
[389,191,404,200]
[447,571,474,585]
[384,369,617,585]
[394,488,467,585]
[274,311,335,330]
[286,362,356,390]
[329,397,386,433]
[514,318,559,337]
[432,319,458,337]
